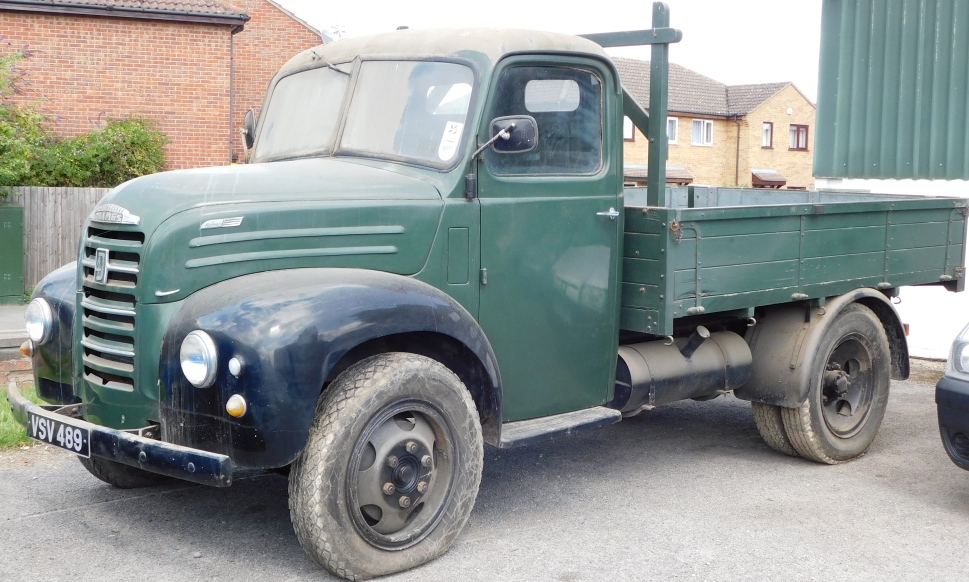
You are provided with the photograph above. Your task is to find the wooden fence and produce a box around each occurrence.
[8,187,111,287]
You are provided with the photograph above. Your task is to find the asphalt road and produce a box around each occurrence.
[2,359,967,582]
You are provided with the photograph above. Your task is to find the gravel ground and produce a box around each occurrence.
[1,359,966,582]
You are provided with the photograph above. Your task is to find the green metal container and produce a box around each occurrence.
[0,202,25,304]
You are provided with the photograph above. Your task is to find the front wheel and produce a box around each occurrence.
[781,304,891,464]
[288,353,483,580]
[78,456,172,488]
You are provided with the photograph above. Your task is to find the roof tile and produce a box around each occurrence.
[612,57,791,117]
[8,0,246,16]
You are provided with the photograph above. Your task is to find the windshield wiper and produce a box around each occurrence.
[310,50,350,76]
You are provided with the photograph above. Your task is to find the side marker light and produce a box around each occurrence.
[226,394,247,418]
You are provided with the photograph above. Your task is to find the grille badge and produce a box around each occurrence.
[94,248,109,284]
[91,204,141,226]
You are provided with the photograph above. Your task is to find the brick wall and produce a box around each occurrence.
[0,354,32,391]
[622,86,816,189]
[624,116,741,186]
[742,85,816,190]
[0,12,234,170]
[230,0,321,162]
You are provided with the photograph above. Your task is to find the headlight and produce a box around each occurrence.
[24,298,54,345]
[947,323,969,378]
[179,330,218,388]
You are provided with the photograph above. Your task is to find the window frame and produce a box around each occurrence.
[762,121,773,149]
[667,117,678,144]
[483,62,605,177]
[691,118,713,147]
[623,116,635,142]
[789,124,809,151]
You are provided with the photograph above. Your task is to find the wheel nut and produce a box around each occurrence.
[382,483,396,495]
[387,455,399,468]
[399,496,411,508]
[406,441,418,454]
[421,455,432,468]
[417,481,428,494]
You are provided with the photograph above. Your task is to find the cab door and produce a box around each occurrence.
[475,57,623,422]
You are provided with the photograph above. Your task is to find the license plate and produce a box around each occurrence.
[27,412,91,457]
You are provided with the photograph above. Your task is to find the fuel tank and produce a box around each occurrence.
[611,328,752,416]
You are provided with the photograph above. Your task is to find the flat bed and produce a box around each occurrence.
[621,186,967,335]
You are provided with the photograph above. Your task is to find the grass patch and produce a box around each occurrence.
[0,384,43,448]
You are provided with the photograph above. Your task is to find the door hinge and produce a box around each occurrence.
[479,267,488,285]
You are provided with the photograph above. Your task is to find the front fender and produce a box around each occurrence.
[158,268,500,469]
[29,262,78,404]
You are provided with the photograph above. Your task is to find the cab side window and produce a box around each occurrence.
[486,66,603,175]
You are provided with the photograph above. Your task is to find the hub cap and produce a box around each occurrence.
[347,401,455,549]
[820,336,876,438]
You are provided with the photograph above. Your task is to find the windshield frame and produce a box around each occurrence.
[250,58,356,163]
[251,56,480,172]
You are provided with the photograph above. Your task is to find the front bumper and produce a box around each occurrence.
[6,381,234,487]
[936,375,969,472]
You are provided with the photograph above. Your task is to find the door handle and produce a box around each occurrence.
[596,208,620,220]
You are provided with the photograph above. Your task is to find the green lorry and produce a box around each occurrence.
[8,4,967,579]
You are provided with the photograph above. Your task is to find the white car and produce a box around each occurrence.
[937,322,969,471]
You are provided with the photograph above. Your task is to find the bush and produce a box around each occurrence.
[28,118,169,188]
[0,46,168,188]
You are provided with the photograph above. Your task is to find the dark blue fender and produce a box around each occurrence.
[28,262,79,405]
[158,268,502,469]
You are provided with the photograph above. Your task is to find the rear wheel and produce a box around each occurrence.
[289,353,483,580]
[751,402,799,457]
[78,456,172,489]
[781,304,891,464]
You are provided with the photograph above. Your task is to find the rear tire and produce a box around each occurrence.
[78,456,172,489]
[781,304,891,464]
[752,402,799,457]
[289,353,483,580]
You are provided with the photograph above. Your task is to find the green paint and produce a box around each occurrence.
[447,228,470,285]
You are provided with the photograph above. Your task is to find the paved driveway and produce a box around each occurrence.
[2,360,966,582]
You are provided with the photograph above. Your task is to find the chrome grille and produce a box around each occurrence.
[81,226,144,392]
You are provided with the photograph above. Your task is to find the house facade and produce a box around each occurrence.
[614,58,816,190]
[0,0,322,171]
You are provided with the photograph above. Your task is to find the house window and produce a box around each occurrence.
[623,116,635,141]
[691,119,713,146]
[789,124,809,151]
[667,117,678,144]
[762,122,773,148]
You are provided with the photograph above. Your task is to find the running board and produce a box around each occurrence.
[498,406,622,449]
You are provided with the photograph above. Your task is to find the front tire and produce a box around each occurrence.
[781,304,891,464]
[288,353,483,580]
[78,456,172,488]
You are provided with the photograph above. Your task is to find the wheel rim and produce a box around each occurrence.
[819,334,876,438]
[347,400,456,550]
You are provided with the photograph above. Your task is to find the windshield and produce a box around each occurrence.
[253,60,475,167]
[341,61,473,165]
[254,67,349,160]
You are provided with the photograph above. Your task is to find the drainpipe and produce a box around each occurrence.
[229,24,244,164]
[733,116,741,187]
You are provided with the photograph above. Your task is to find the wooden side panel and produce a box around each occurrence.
[620,207,675,334]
